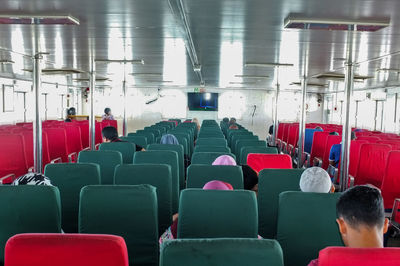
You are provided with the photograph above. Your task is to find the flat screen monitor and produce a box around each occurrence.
[187,92,218,111]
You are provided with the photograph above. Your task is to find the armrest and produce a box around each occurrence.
[314,157,322,167]
[0,174,16,184]
[82,147,90,151]
[349,175,355,188]
[28,166,34,173]
[303,152,310,167]
[327,165,339,183]
[68,152,78,163]
[95,143,101,150]
[50,157,62,164]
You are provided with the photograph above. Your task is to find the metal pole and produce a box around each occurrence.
[381,100,385,132]
[23,92,27,122]
[339,25,355,192]
[272,68,280,145]
[122,63,128,136]
[374,100,378,131]
[89,58,96,150]
[355,101,359,128]
[297,76,307,168]
[32,20,43,173]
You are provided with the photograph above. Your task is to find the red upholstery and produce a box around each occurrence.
[4,233,129,266]
[44,128,69,162]
[64,125,83,157]
[355,144,391,187]
[282,124,291,144]
[356,136,380,142]
[348,140,368,177]
[310,131,329,164]
[76,121,89,149]
[247,154,292,173]
[318,247,400,266]
[0,134,28,183]
[95,122,103,145]
[20,131,51,169]
[321,135,341,169]
[286,124,299,153]
[381,151,400,209]
[377,140,400,151]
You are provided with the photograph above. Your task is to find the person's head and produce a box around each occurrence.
[315,126,323,130]
[67,107,76,116]
[242,164,259,194]
[160,134,179,145]
[104,107,111,115]
[223,117,229,123]
[299,167,334,193]
[12,173,52,186]
[64,118,72,122]
[351,131,356,140]
[229,124,238,130]
[202,180,233,190]
[268,125,274,135]
[336,185,388,248]
[329,131,339,136]
[192,118,199,124]
[212,155,236,166]
[102,126,118,142]
[229,118,236,125]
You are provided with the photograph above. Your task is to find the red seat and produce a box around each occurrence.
[376,140,400,151]
[318,246,400,266]
[0,134,28,184]
[356,136,380,142]
[381,151,400,209]
[286,124,299,155]
[5,233,129,266]
[75,121,89,149]
[321,135,342,169]
[355,144,391,187]
[20,130,51,170]
[310,131,329,165]
[44,128,70,163]
[349,140,368,177]
[95,122,103,145]
[64,125,83,162]
[247,154,292,173]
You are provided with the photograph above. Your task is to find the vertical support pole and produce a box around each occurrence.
[381,100,385,132]
[23,92,27,122]
[374,100,378,131]
[272,68,280,145]
[32,21,42,173]
[297,76,307,168]
[122,63,128,137]
[61,94,64,119]
[355,101,359,128]
[89,58,96,150]
[339,25,355,192]
[394,93,398,133]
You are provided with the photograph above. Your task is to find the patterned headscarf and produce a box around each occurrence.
[12,173,53,186]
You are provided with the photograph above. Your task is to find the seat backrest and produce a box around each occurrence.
[195,138,227,147]
[381,151,400,209]
[231,135,258,154]
[356,136,380,142]
[64,125,83,155]
[20,131,51,169]
[282,123,291,143]
[355,144,391,187]
[44,163,101,233]
[147,144,184,190]
[99,142,136,164]
[77,150,122,185]
[0,134,28,180]
[159,238,283,266]
[143,128,161,138]
[194,145,231,153]
[258,169,303,238]
[75,122,89,149]
[130,131,155,144]
[310,131,329,163]
[240,146,278,165]
[228,131,252,147]
[318,247,400,266]
[348,140,368,177]
[0,186,61,264]
[79,185,158,266]
[235,140,266,162]
[322,135,342,169]
[186,165,243,189]
[191,152,236,165]
[277,192,343,266]
[247,154,292,173]
[286,124,299,147]
[304,128,321,153]
[114,164,172,233]
[95,122,103,145]
[277,123,287,140]
[45,128,69,162]
[5,233,129,266]
[178,189,258,238]
[133,150,179,213]
[171,133,190,155]
[120,136,148,148]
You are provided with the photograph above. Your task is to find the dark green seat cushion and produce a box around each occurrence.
[160,238,283,266]
[114,164,172,233]
[178,189,258,238]
[120,136,148,148]
[78,150,122,185]
[99,142,136,164]
[228,131,252,147]
[194,145,231,153]
[277,192,344,266]
[231,135,258,154]
[0,186,61,264]
[130,131,155,144]
[44,163,101,233]
[191,152,236,165]
[257,169,303,238]
[235,140,266,161]
[195,138,227,147]
[240,146,278,165]
[79,185,158,266]
[186,165,243,189]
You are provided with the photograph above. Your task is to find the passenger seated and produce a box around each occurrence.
[329,132,355,168]
[102,126,144,151]
[315,126,323,130]
[160,134,179,145]
[308,185,389,266]
[329,131,339,136]
[229,117,236,125]
[242,164,259,195]
[102,107,115,121]
[192,118,200,131]
[212,155,236,166]
[222,117,229,124]
[299,167,334,193]
[12,172,53,186]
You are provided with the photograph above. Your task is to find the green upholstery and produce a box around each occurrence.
[257,169,303,238]
[114,164,172,233]
[132,131,155,144]
[198,133,225,139]
[44,163,101,233]
[186,165,243,189]
[171,132,193,155]
[195,138,227,147]
[240,146,278,165]
[235,140,266,161]
[151,126,166,135]
[194,145,231,153]
[277,192,343,266]
[171,134,189,155]
[0,186,61,264]
[144,127,161,138]
[120,136,148,148]
[78,150,122,185]
[79,185,158,266]
[133,150,179,213]
[147,144,184,190]
[99,142,136,164]
[160,238,284,266]
[228,130,252,147]
[191,152,236,165]
[231,135,258,154]
[178,189,258,238]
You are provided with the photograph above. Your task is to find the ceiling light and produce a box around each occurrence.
[312,72,373,81]
[234,75,269,78]
[0,15,79,25]
[130,73,162,77]
[95,59,144,64]
[245,62,294,67]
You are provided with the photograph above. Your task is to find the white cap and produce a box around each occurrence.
[300,167,332,193]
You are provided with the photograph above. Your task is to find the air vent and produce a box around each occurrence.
[312,72,373,81]
[0,15,79,25]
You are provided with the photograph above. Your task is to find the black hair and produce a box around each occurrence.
[315,126,323,130]
[67,107,76,116]
[351,131,356,140]
[223,117,229,123]
[329,131,339,136]
[336,185,385,228]
[269,125,274,135]
[242,165,258,190]
[102,126,118,141]
[104,107,111,115]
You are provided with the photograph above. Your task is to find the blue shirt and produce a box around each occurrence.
[329,144,341,167]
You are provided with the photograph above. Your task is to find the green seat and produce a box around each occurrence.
[187,165,243,189]
[0,186,61,264]
[178,189,258,238]
[132,131,155,144]
[78,150,122,185]
[120,136,148,148]
[99,142,136,164]
[227,130,251,146]
[151,126,166,135]
[195,138,227,147]
[133,150,179,213]
[44,163,101,233]
[257,169,303,238]
[277,192,343,266]
[235,140,266,161]
[194,145,231,153]
[144,128,161,138]
[147,144,184,190]
[160,238,283,266]
[231,135,258,154]
[240,146,278,165]
[191,152,236,165]
[198,132,225,139]
[171,134,189,156]
[114,164,172,234]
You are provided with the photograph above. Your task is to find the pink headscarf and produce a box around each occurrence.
[212,155,236,166]
[202,180,233,190]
